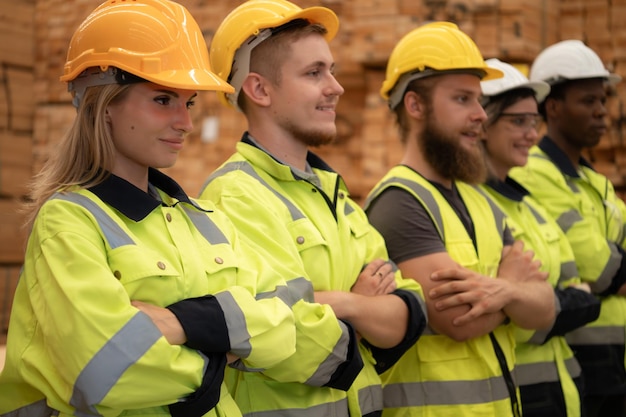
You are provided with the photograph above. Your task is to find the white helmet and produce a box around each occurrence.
[529,40,621,89]
[481,58,550,103]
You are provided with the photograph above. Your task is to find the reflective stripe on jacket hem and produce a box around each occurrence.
[566,325,625,345]
[383,376,511,407]
[358,383,383,416]
[1,399,59,417]
[243,397,349,417]
[515,356,581,386]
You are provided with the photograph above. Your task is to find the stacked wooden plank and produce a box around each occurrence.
[576,0,626,188]
[0,0,35,341]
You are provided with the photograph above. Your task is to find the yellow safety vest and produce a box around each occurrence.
[482,179,584,417]
[366,165,519,417]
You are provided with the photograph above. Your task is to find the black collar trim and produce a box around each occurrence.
[88,168,206,221]
[537,136,595,178]
[485,176,529,202]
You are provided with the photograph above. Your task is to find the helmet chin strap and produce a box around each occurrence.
[69,67,146,108]
[228,28,273,110]
[227,18,312,110]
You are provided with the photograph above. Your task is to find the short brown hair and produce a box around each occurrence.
[393,76,437,144]
[238,20,327,111]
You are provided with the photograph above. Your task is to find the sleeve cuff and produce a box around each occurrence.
[324,320,364,391]
[167,295,230,352]
[168,352,227,417]
[364,289,427,374]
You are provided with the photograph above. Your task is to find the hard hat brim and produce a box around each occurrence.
[61,62,235,93]
[287,7,339,42]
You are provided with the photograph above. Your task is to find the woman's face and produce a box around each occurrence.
[483,96,541,179]
[106,82,197,185]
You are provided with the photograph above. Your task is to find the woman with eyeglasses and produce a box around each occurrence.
[480,59,601,417]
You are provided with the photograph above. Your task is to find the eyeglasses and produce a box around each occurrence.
[499,112,543,132]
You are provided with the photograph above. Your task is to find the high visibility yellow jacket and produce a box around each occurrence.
[366,165,519,417]
[510,137,626,396]
[200,134,427,417]
[0,169,296,417]
[482,176,601,417]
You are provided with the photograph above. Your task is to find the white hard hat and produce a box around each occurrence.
[529,40,621,89]
[481,58,550,103]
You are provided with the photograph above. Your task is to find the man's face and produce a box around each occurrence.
[417,74,488,184]
[550,78,608,149]
[268,33,344,147]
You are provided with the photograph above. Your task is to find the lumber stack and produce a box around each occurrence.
[0,0,35,340]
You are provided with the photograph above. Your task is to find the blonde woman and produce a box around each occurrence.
[0,1,297,416]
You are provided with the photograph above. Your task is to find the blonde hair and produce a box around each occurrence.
[24,83,132,229]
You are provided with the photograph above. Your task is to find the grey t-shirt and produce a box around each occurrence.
[366,183,513,264]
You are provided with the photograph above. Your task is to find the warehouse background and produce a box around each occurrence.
[1,0,626,352]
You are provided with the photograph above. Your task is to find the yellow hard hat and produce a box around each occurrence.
[209,0,339,109]
[381,22,503,109]
[61,0,234,106]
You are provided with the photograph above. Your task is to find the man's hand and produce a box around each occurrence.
[498,240,548,283]
[429,268,510,326]
[351,259,397,296]
[132,300,187,345]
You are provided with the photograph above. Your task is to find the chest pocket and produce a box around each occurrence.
[203,246,241,294]
[288,218,327,253]
[108,245,181,286]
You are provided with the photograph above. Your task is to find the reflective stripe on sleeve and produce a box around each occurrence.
[70,313,163,415]
[305,320,350,386]
[257,276,314,306]
[591,243,622,293]
[214,291,252,359]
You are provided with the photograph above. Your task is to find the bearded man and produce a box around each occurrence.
[365,22,555,417]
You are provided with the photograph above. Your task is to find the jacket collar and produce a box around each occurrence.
[537,135,595,178]
[241,132,337,180]
[88,168,202,222]
[485,176,529,202]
